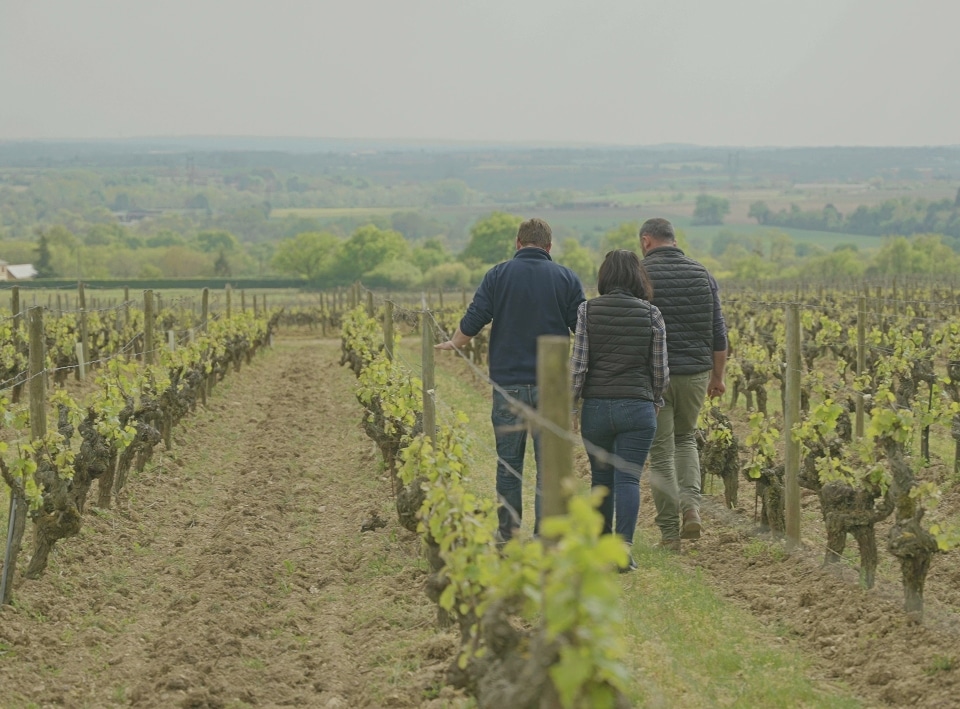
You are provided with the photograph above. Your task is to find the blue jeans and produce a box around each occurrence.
[580,398,657,545]
[492,385,542,541]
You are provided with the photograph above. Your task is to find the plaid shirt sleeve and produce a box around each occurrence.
[569,301,589,402]
[650,305,669,408]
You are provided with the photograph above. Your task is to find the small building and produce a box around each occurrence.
[0,261,38,281]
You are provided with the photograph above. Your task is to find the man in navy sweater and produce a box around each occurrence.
[436,218,585,541]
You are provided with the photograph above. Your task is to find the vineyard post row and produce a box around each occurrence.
[1,284,277,606]
[406,298,575,543]
[344,301,631,706]
[0,308,45,604]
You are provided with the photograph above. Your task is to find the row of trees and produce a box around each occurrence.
[705,230,960,281]
[748,190,960,240]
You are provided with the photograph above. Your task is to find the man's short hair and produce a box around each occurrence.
[517,218,552,248]
[639,218,676,243]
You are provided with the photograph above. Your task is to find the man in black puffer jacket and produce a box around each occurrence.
[640,218,727,550]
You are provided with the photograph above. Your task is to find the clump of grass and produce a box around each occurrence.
[925,654,955,675]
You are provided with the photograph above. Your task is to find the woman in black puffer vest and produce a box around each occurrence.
[570,250,669,572]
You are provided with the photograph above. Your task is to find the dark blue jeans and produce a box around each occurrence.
[580,398,657,545]
[492,385,541,541]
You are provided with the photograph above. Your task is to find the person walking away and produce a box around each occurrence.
[570,250,668,571]
[640,218,727,551]
[436,218,585,542]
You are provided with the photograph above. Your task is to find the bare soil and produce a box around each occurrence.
[4,335,960,708]
[0,337,461,709]
[633,438,960,708]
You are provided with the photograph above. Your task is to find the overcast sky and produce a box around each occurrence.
[1,0,958,147]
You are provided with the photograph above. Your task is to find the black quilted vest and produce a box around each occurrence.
[581,290,654,400]
[643,246,714,375]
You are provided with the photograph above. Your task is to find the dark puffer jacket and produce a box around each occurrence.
[582,290,654,400]
[643,246,714,375]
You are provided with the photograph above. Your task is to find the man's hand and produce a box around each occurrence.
[435,327,472,352]
[707,376,725,399]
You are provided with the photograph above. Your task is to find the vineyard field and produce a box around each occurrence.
[2,328,959,707]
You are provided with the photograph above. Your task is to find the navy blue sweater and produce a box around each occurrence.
[460,248,585,386]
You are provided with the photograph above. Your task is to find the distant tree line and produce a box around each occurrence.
[748,188,960,243]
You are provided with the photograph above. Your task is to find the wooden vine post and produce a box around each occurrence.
[384,300,394,361]
[144,290,155,366]
[784,303,802,551]
[538,336,573,521]
[77,282,88,381]
[421,302,436,445]
[11,286,23,403]
[226,284,232,319]
[201,287,209,331]
[855,294,866,438]
[1,308,46,605]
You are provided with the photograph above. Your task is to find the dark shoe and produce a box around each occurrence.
[681,509,702,540]
[618,555,638,574]
[656,539,681,554]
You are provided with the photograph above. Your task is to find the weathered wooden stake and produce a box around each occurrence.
[784,303,802,551]
[1,308,46,605]
[384,300,394,361]
[856,295,866,439]
[538,336,573,521]
[421,303,436,445]
[144,290,155,366]
[78,282,88,380]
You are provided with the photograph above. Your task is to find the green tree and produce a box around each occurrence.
[748,201,771,225]
[337,225,409,282]
[600,222,640,254]
[460,212,522,264]
[692,194,730,225]
[431,179,470,206]
[195,229,239,253]
[214,250,231,277]
[34,233,56,277]
[556,238,596,284]
[272,231,342,282]
[423,262,472,288]
[146,230,186,248]
[45,225,78,251]
[411,238,451,272]
[807,247,867,280]
[362,260,422,289]
[248,243,274,277]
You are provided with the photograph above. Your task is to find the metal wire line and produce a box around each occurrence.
[425,310,670,491]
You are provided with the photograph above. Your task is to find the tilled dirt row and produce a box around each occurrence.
[0,338,455,708]
[637,479,960,708]
[438,350,960,708]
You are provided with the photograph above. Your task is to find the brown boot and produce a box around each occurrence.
[681,509,702,540]
[656,539,681,554]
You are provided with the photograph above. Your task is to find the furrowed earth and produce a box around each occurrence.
[0,335,958,708]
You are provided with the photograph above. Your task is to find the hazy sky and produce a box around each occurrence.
[2,0,958,146]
